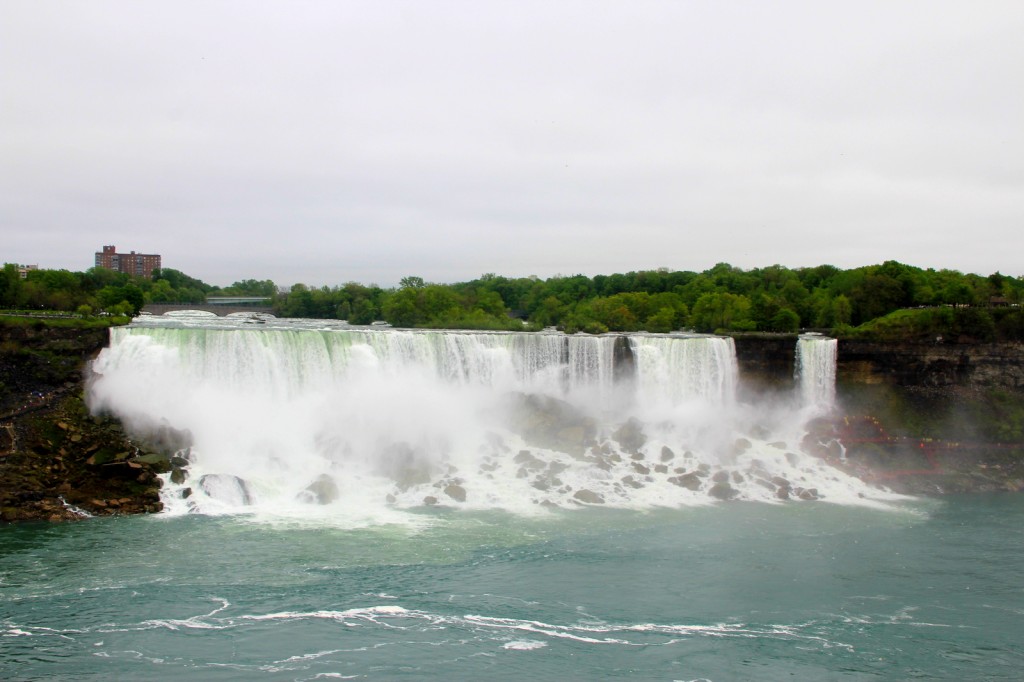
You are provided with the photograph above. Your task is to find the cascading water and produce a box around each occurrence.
[795,334,839,412]
[87,318,894,520]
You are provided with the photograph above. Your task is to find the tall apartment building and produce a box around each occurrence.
[94,245,162,278]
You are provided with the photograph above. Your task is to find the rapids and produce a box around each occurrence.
[86,317,898,519]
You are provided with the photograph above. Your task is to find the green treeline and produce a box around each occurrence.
[0,265,223,317]
[3,260,1024,340]
[271,262,1024,340]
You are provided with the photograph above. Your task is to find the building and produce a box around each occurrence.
[16,264,38,279]
[94,245,161,278]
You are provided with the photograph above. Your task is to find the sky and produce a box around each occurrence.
[2,1,1022,288]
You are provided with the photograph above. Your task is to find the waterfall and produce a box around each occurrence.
[795,335,838,411]
[628,335,738,407]
[87,319,887,518]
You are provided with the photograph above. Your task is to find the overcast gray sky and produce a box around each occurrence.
[2,1,1022,288]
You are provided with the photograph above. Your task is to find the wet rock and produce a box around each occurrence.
[547,461,569,475]
[731,471,745,484]
[612,417,646,453]
[654,464,669,474]
[669,472,703,491]
[632,462,650,475]
[733,438,751,454]
[573,489,605,504]
[795,487,820,501]
[514,450,545,471]
[198,474,253,505]
[377,442,434,490]
[169,455,190,468]
[620,475,644,489]
[708,482,739,500]
[712,470,730,483]
[132,453,172,473]
[423,495,438,506]
[506,393,597,457]
[443,483,467,502]
[776,487,790,500]
[303,474,340,504]
[169,467,187,485]
[660,446,675,462]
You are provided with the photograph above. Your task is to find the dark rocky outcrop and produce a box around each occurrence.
[0,322,171,522]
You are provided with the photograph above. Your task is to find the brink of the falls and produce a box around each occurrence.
[86,317,899,521]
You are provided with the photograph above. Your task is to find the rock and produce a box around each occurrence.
[632,462,650,475]
[443,483,467,502]
[660,446,675,462]
[505,393,597,457]
[132,453,172,473]
[654,464,669,474]
[620,475,644,489]
[669,472,703,491]
[514,450,545,471]
[708,482,738,500]
[573,489,605,504]
[423,495,438,506]
[169,455,190,468]
[612,417,646,453]
[377,442,433,490]
[169,467,187,485]
[732,438,751,455]
[302,474,340,504]
[198,474,253,506]
[795,487,820,501]
[712,470,730,483]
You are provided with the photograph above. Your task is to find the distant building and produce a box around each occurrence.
[17,264,38,279]
[94,245,161,278]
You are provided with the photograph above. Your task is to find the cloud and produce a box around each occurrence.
[2,1,1023,286]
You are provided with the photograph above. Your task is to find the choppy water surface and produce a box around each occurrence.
[3,496,1023,681]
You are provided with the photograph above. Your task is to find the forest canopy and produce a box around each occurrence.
[3,260,1023,341]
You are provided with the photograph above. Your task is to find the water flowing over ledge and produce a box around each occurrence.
[86,318,898,520]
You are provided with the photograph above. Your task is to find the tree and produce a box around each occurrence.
[691,292,754,332]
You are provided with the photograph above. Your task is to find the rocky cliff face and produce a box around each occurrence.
[731,335,1024,391]
[837,340,1024,389]
[0,322,166,522]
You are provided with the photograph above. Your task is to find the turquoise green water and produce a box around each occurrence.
[2,497,1023,681]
